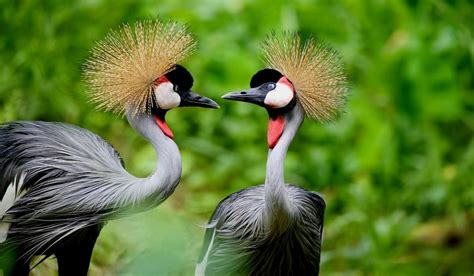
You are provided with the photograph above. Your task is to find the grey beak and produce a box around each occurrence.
[180,91,220,109]
[221,86,267,107]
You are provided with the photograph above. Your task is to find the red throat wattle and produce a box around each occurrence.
[154,116,174,139]
[268,115,285,149]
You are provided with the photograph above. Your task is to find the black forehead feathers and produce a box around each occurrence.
[165,64,194,91]
[250,68,283,88]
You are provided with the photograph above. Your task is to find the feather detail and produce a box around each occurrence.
[261,32,348,122]
[83,19,196,116]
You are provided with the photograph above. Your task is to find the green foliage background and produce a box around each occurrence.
[1,0,473,275]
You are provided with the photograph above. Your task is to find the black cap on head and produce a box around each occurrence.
[165,64,194,92]
[250,68,283,88]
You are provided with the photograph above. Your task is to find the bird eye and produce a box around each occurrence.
[173,84,179,92]
[266,83,276,91]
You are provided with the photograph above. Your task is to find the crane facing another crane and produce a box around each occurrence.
[196,33,348,275]
[0,20,218,276]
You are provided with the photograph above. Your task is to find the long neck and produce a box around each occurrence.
[264,102,304,227]
[122,112,182,209]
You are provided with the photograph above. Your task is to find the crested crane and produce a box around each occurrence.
[196,33,347,275]
[0,20,218,276]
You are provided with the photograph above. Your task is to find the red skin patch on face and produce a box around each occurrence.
[153,75,169,85]
[268,115,285,149]
[154,116,174,139]
[278,76,294,91]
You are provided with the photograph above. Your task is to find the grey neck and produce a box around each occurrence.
[125,111,182,208]
[264,101,304,227]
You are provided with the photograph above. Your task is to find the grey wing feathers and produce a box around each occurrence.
[0,121,127,258]
[196,185,326,275]
[0,121,124,201]
[196,187,254,264]
[308,190,326,246]
[196,190,235,264]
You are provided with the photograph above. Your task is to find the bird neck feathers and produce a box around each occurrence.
[125,112,182,207]
[264,102,304,228]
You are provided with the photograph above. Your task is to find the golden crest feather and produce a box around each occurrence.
[83,20,196,115]
[262,33,348,122]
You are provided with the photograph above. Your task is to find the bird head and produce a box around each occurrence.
[222,33,348,149]
[222,68,297,149]
[149,64,218,138]
[83,20,218,139]
[153,64,218,110]
[222,68,296,112]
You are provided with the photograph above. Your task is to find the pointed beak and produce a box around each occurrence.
[180,91,220,109]
[221,87,267,107]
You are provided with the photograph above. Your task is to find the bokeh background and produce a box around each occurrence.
[1,0,473,275]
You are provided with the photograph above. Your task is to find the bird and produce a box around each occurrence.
[195,33,347,275]
[0,20,218,276]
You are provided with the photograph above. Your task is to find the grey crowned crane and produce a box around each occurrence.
[0,20,218,276]
[196,33,347,275]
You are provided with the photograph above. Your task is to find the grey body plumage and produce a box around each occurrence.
[198,185,325,275]
[0,116,181,260]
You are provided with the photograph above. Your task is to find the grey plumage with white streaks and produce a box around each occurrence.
[0,120,178,259]
[198,184,325,275]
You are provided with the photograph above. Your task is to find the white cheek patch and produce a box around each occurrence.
[154,82,181,110]
[264,82,294,108]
